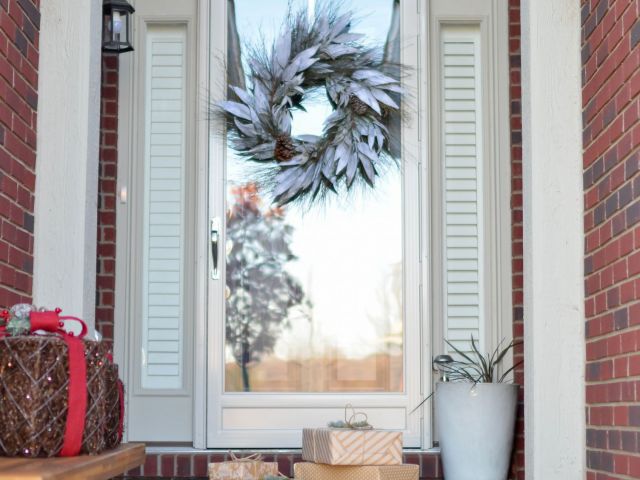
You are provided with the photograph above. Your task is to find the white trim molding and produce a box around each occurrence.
[521,1,586,478]
[34,0,103,330]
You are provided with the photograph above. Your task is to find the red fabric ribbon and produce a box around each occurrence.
[31,309,89,457]
[58,333,87,457]
[29,310,63,332]
[0,310,9,336]
[0,308,88,338]
[30,309,88,338]
[117,379,125,442]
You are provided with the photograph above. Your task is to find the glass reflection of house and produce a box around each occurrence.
[227,0,246,95]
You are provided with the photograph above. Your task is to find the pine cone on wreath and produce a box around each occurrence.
[381,104,393,118]
[274,134,296,161]
[348,95,369,115]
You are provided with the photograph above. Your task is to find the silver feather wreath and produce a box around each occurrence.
[219,2,403,206]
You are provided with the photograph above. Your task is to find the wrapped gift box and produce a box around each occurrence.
[0,336,123,457]
[302,428,402,465]
[294,462,419,480]
[208,457,279,480]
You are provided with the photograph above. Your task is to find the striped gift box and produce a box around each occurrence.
[302,428,403,466]
[294,462,418,480]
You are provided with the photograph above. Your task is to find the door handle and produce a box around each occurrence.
[211,217,220,280]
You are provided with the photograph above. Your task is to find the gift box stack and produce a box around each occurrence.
[295,423,418,480]
[0,304,124,457]
[207,406,418,480]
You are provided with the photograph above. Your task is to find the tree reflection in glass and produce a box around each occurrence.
[225,184,311,391]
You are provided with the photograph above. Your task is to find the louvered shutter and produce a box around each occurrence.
[441,27,484,355]
[141,28,187,389]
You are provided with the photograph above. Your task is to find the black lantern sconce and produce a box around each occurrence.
[102,0,135,53]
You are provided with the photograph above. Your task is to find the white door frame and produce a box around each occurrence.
[204,0,429,449]
[191,0,211,451]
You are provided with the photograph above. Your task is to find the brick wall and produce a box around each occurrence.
[509,0,525,479]
[582,0,640,478]
[0,0,39,307]
[95,52,119,343]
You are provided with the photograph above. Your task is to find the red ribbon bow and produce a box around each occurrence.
[0,308,87,338]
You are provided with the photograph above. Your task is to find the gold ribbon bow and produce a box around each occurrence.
[327,403,374,430]
[228,451,263,462]
[227,451,288,478]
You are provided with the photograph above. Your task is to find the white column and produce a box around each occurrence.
[521,1,585,479]
[33,0,103,330]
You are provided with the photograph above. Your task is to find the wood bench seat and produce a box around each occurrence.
[0,443,145,480]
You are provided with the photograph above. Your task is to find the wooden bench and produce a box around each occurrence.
[0,443,145,480]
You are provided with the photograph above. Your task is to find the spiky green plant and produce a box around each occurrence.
[411,336,521,413]
[441,336,522,384]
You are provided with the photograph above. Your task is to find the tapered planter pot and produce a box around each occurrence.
[435,382,519,480]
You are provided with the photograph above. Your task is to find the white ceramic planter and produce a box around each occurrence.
[435,382,519,480]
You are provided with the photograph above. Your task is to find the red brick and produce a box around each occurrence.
[631,302,640,326]
[175,454,191,476]
[192,454,208,476]
[629,250,640,275]
[630,354,640,376]
[160,454,175,476]
[142,454,158,475]
[277,455,292,477]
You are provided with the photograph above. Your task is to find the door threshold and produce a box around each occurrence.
[144,445,440,454]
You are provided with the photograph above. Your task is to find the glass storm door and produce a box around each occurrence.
[207,0,424,448]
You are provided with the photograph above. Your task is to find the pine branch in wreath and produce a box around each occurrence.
[217,1,405,206]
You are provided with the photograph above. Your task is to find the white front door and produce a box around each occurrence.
[116,0,511,449]
[205,0,427,448]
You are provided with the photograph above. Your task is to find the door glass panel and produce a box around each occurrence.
[225,0,403,393]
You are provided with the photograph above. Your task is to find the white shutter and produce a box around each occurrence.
[441,26,484,355]
[141,27,187,389]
